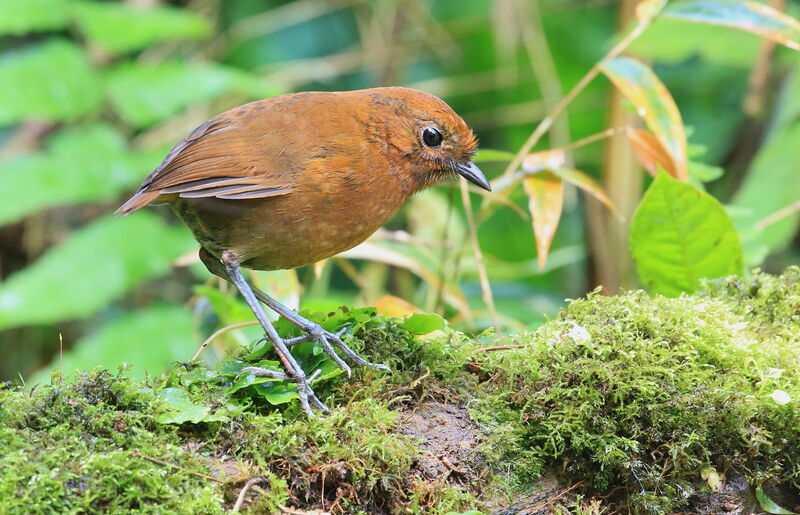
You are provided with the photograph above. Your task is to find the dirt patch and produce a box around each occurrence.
[680,469,759,514]
[399,402,482,482]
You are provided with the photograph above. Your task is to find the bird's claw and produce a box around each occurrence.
[302,323,390,373]
[238,365,329,417]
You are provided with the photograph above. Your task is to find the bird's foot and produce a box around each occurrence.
[284,324,389,377]
[239,366,329,417]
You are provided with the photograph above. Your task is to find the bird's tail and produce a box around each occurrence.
[116,190,160,216]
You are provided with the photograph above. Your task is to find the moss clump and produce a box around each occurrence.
[1,267,798,513]
[471,267,800,512]
[0,315,482,514]
[0,370,225,514]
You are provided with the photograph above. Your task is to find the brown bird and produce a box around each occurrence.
[118,87,490,415]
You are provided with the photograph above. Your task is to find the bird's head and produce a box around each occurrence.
[366,87,491,193]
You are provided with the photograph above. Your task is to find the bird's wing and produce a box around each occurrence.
[118,107,296,214]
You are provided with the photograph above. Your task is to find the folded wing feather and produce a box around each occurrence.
[117,110,296,215]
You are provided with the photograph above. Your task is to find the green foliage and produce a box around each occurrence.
[471,267,800,512]
[0,0,69,35]
[632,17,761,65]
[0,214,194,330]
[0,371,225,513]
[630,173,743,296]
[2,269,798,513]
[0,0,283,384]
[105,61,278,128]
[400,312,447,334]
[156,387,235,424]
[30,304,197,385]
[663,0,800,50]
[0,125,162,225]
[71,1,211,55]
[755,485,794,514]
[0,310,482,513]
[734,123,800,254]
[157,306,439,409]
[0,40,102,124]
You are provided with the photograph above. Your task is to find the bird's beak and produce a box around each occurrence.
[455,161,491,191]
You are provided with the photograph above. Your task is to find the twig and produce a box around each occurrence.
[474,345,526,352]
[434,186,456,314]
[409,367,430,389]
[279,506,330,515]
[439,455,467,475]
[191,321,260,362]
[459,178,499,330]
[547,479,588,506]
[756,199,800,229]
[559,126,627,155]
[131,450,220,483]
[233,476,268,512]
[59,333,64,377]
[332,257,372,294]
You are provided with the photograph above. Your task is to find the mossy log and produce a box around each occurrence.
[1,268,798,514]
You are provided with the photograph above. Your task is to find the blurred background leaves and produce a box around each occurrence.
[0,0,797,383]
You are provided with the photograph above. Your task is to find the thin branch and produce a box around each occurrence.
[756,199,800,229]
[459,178,499,330]
[191,321,260,362]
[233,476,268,512]
[131,450,220,483]
[474,344,526,352]
[560,126,627,155]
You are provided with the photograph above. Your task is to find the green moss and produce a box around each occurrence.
[0,370,224,514]
[471,267,800,512]
[1,268,797,513]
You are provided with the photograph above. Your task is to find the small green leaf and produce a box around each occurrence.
[0,125,162,226]
[157,387,228,424]
[71,0,212,55]
[224,360,282,395]
[664,0,800,51]
[689,160,724,183]
[0,0,68,34]
[0,40,102,124]
[106,61,281,128]
[755,486,794,514]
[254,382,298,405]
[400,312,446,334]
[0,213,195,330]
[630,173,743,296]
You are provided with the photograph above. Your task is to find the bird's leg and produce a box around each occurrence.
[250,288,390,375]
[199,249,388,375]
[220,250,329,416]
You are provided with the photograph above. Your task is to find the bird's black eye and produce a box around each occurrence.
[422,127,443,147]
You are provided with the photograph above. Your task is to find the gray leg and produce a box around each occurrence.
[251,288,390,374]
[200,248,388,376]
[220,250,329,416]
